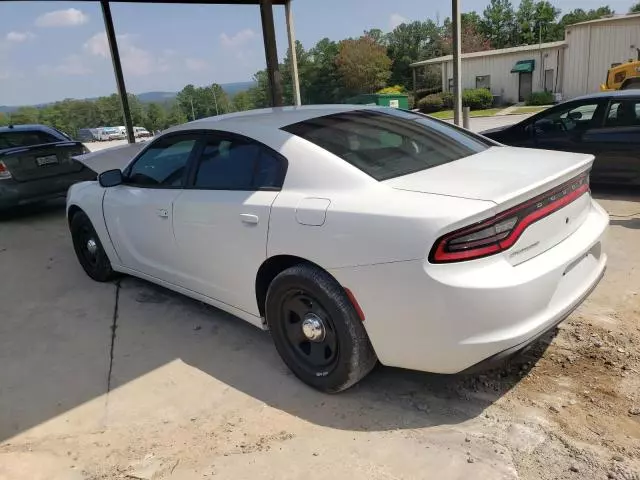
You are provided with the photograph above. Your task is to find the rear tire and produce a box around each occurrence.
[70,211,116,282]
[265,263,377,393]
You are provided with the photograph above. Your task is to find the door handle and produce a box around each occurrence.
[157,208,169,218]
[240,213,259,225]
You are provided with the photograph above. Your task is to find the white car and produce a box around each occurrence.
[67,105,608,392]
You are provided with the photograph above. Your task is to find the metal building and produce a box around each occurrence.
[411,13,640,104]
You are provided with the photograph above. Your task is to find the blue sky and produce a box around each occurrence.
[0,0,637,105]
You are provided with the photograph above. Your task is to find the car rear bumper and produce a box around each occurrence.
[329,199,609,374]
[0,168,96,210]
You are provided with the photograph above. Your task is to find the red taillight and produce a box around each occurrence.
[0,161,12,180]
[429,173,590,264]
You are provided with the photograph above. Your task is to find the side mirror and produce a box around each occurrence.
[568,111,582,121]
[98,169,123,188]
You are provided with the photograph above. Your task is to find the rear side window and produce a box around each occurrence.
[282,110,489,181]
[0,130,60,149]
[192,135,284,190]
[605,100,640,127]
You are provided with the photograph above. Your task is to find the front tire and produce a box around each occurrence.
[70,211,115,282]
[265,264,377,393]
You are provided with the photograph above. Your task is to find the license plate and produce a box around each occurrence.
[36,155,59,166]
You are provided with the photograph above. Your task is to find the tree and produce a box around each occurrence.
[363,28,387,46]
[335,36,392,94]
[515,0,537,44]
[304,38,343,104]
[282,40,312,105]
[534,1,561,42]
[0,112,9,127]
[165,102,188,127]
[480,0,516,48]
[386,21,444,89]
[145,102,167,131]
[9,106,40,125]
[443,13,491,54]
[247,70,271,109]
[558,7,614,27]
[232,91,253,112]
[631,2,640,13]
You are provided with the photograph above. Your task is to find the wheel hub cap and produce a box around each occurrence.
[301,314,325,342]
[86,238,98,256]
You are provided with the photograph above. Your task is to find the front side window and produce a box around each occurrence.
[282,109,490,181]
[193,135,284,190]
[533,101,602,135]
[605,100,640,127]
[126,136,197,187]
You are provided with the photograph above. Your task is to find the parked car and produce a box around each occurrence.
[67,106,608,392]
[0,124,95,210]
[77,128,100,143]
[96,127,125,141]
[134,126,152,138]
[481,91,640,186]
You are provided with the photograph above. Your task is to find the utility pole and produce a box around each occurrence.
[452,0,462,126]
[212,85,219,116]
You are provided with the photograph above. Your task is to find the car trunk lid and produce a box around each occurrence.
[385,146,592,209]
[0,141,87,182]
[385,146,595,265]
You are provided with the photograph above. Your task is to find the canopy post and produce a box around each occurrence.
[100,0,135,143]
[259,0,283,107]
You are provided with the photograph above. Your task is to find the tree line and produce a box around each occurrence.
[1,1,637,138]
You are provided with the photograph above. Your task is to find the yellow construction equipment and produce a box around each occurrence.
[600,49,640,91]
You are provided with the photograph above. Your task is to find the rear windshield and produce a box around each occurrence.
[282,109,490,181]
[0,130,60,150]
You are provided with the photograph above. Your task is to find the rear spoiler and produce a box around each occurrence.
[73,141,147,174]
[0,140,86,157]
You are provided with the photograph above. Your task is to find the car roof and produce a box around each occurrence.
[572,90,640,102]
[182,104,381,130]
[0,124,62,135]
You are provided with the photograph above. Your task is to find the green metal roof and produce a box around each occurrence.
[511,60,535,73]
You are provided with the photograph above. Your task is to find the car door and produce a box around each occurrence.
[172,132,287,316]
[581,97,640,185]
[531,99,606,155]
[103,132,201,284]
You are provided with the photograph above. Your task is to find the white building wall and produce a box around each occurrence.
[563,19,640,98]
[438,46,563,104]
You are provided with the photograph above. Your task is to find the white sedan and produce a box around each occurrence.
[67,105,608,392]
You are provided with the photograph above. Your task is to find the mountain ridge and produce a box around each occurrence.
[0,81,255,114]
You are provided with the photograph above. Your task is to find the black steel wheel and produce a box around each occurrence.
[70,211,115,282]
[266,263,377,393]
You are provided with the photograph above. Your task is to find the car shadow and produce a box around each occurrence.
[1,202,552,442]
[104,276,553,433]
[609,218,640,229]
[0,198,67,222]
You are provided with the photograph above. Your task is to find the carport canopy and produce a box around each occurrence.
[20,0,301,143]
[511,60,536,73]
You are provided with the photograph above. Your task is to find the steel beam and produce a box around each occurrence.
[259,0,283,107]
[285,0,301,106]
[100,1,135,143]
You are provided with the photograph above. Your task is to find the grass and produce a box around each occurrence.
[428,108,502,119]
[511,105,550,114]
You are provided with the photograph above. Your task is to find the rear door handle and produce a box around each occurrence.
[240,213,259,225]
[157,208,169,218]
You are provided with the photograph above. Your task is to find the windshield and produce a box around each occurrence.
[282,109,490,181]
